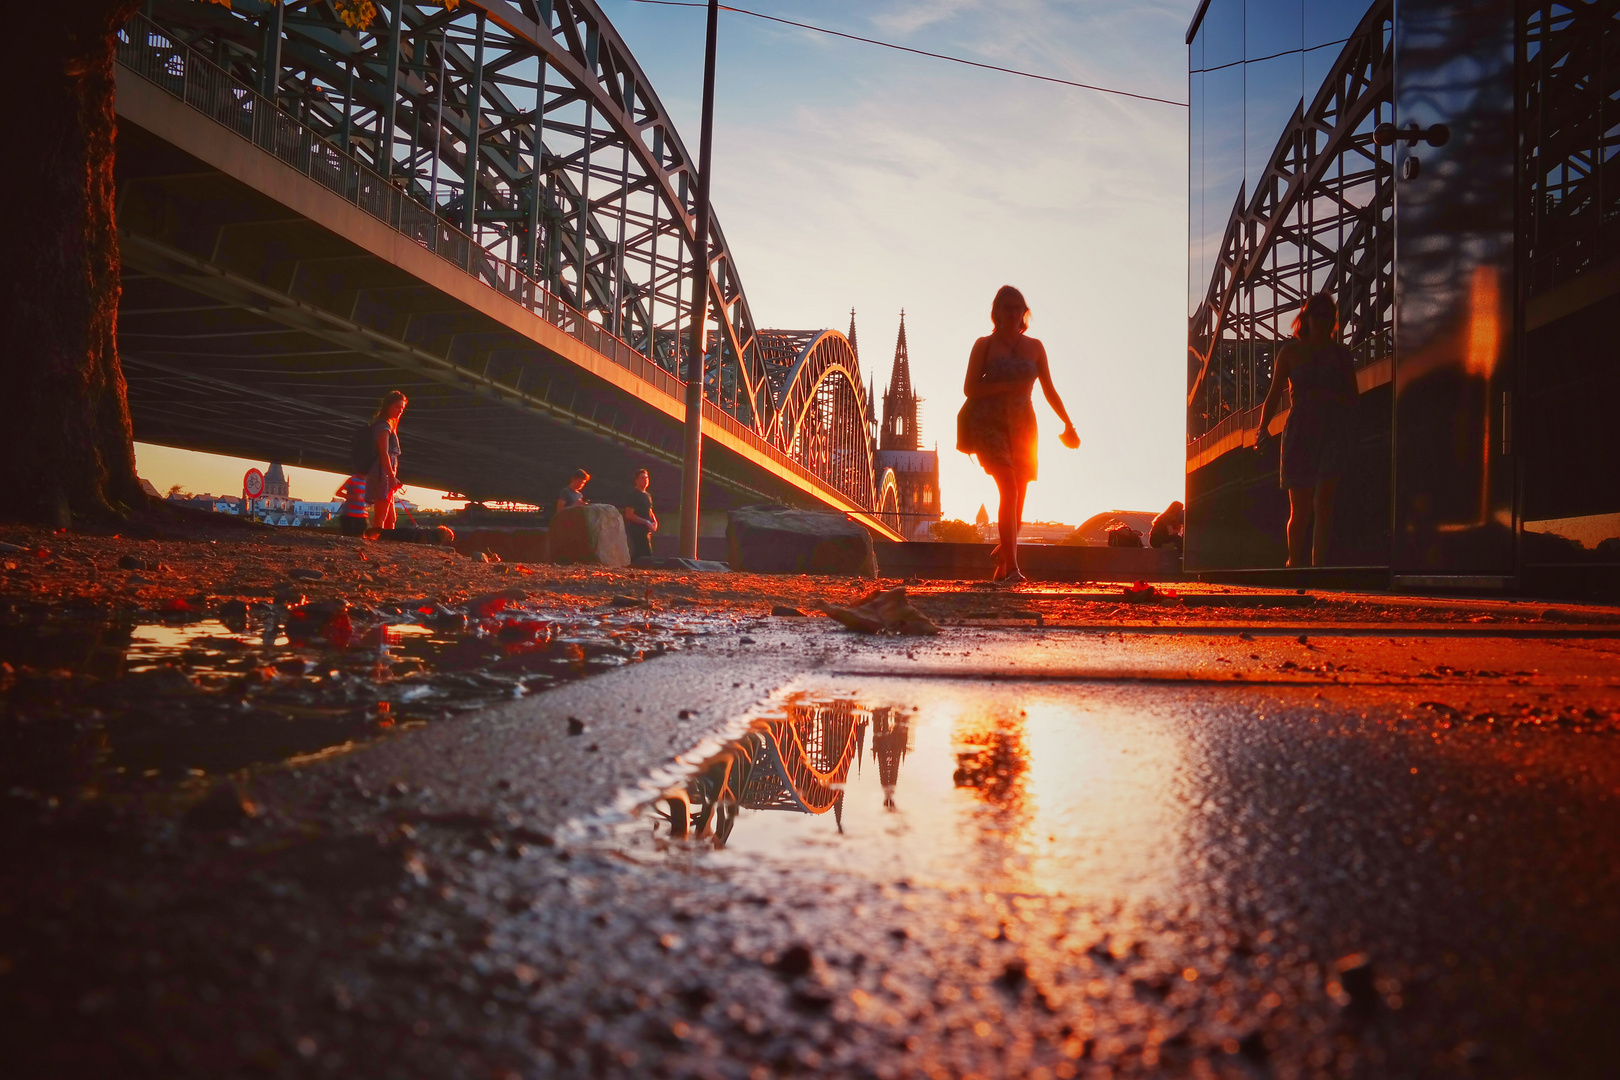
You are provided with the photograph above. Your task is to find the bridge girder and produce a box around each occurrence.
[119,0,888,519]
[140,0,878,469]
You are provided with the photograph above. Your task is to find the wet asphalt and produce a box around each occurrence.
[6,621,1620,1078]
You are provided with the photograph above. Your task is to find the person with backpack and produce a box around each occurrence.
[361,390,408,531]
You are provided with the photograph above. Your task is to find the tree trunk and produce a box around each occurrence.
[0,1,144,526]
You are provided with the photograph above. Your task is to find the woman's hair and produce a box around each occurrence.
[991,285,1031,333]
[371,390,408,423]
[571,468,590,482]
[1291,293,1339,338]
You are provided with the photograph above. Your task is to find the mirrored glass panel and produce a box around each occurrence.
[1245,1,1305,203]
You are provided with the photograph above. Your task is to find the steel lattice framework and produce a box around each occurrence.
[146,0,878,507]
[1188,0,1395,443]
[1522,0,1620,297]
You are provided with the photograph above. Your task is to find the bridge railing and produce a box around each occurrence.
[116,12,877,519]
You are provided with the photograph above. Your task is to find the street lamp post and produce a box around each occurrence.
[678,0,720,560]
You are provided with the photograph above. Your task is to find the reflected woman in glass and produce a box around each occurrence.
[1256,293,1358,567]
[959,286,1079,584]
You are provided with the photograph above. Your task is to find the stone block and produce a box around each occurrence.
[726,504,877,578]
[549,505,630,566]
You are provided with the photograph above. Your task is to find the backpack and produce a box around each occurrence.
[349,422,376,475]
[1105,523,1144,548]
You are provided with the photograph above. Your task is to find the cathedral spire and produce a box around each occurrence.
[890,310,911,398]
[879,310,921,451]
[847,308,859,364]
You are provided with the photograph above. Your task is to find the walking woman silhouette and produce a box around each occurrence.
[1255,293,1357,567]
[958,286,1079,584]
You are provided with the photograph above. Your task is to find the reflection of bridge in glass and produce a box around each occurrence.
[664,698,911,848]
[111,2,898,532]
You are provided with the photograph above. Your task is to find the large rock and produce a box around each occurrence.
[726,504,877,578]
[549,504,629,566]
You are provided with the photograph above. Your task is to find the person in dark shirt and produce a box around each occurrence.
[554,469,590,518]
[622,468,657,561]
[1150,500,1184,551]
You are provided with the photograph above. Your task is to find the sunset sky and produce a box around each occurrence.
[138,0,1195,527]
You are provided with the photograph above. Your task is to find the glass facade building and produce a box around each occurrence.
[1185,0,1620,593]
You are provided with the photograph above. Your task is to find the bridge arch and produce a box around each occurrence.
[757,329,877,510]
[876,469,901,535]
[664,698,868,847]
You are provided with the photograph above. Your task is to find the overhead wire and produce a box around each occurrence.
[626,0,1187,107]
[1190,31,1378,74]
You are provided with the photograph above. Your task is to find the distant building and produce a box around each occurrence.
[870,312,941,541]
[1017,521,1076,545]
[167,492,241,515]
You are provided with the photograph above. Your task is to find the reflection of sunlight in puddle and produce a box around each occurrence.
[640,678,1188,902]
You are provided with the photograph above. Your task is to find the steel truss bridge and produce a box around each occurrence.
[663,697,882,848]
[1186,0,1395,472]
[113,0,899,535]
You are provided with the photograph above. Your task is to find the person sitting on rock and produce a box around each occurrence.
[555,469,590,518]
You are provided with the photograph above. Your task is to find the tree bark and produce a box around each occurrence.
[0,1,144,526]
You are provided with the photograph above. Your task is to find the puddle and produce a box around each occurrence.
[626,677,1193,900]
[0,598,724,798]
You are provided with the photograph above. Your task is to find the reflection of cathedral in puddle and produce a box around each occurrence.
[663,697,913,848]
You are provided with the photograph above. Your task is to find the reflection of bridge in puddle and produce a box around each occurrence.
[663,696,910,848]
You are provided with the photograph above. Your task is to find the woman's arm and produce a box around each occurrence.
[1255,344,1294,444]
[1032,341,1075,431]
[962,338,989,398]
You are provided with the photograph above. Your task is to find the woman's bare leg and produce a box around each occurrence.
[1286,486,1314,569]
[1311,477,1338,567]
[992,470,1019,576]
[1008,476,1029,574]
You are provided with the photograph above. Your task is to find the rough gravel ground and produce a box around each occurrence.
[1,521,1609,628]
[6,521,1620,1078]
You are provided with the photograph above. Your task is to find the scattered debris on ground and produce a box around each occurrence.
[820,586,940,635]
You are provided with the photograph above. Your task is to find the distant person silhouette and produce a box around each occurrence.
[1256,293,1357,567]
[957,286,1079,584]
[366,390,407,531]
[1150,500,1184,551]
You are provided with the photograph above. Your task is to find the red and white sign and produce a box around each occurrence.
[243,469,265,498]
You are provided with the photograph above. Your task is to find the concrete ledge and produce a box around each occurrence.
[876,542,1184,581]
